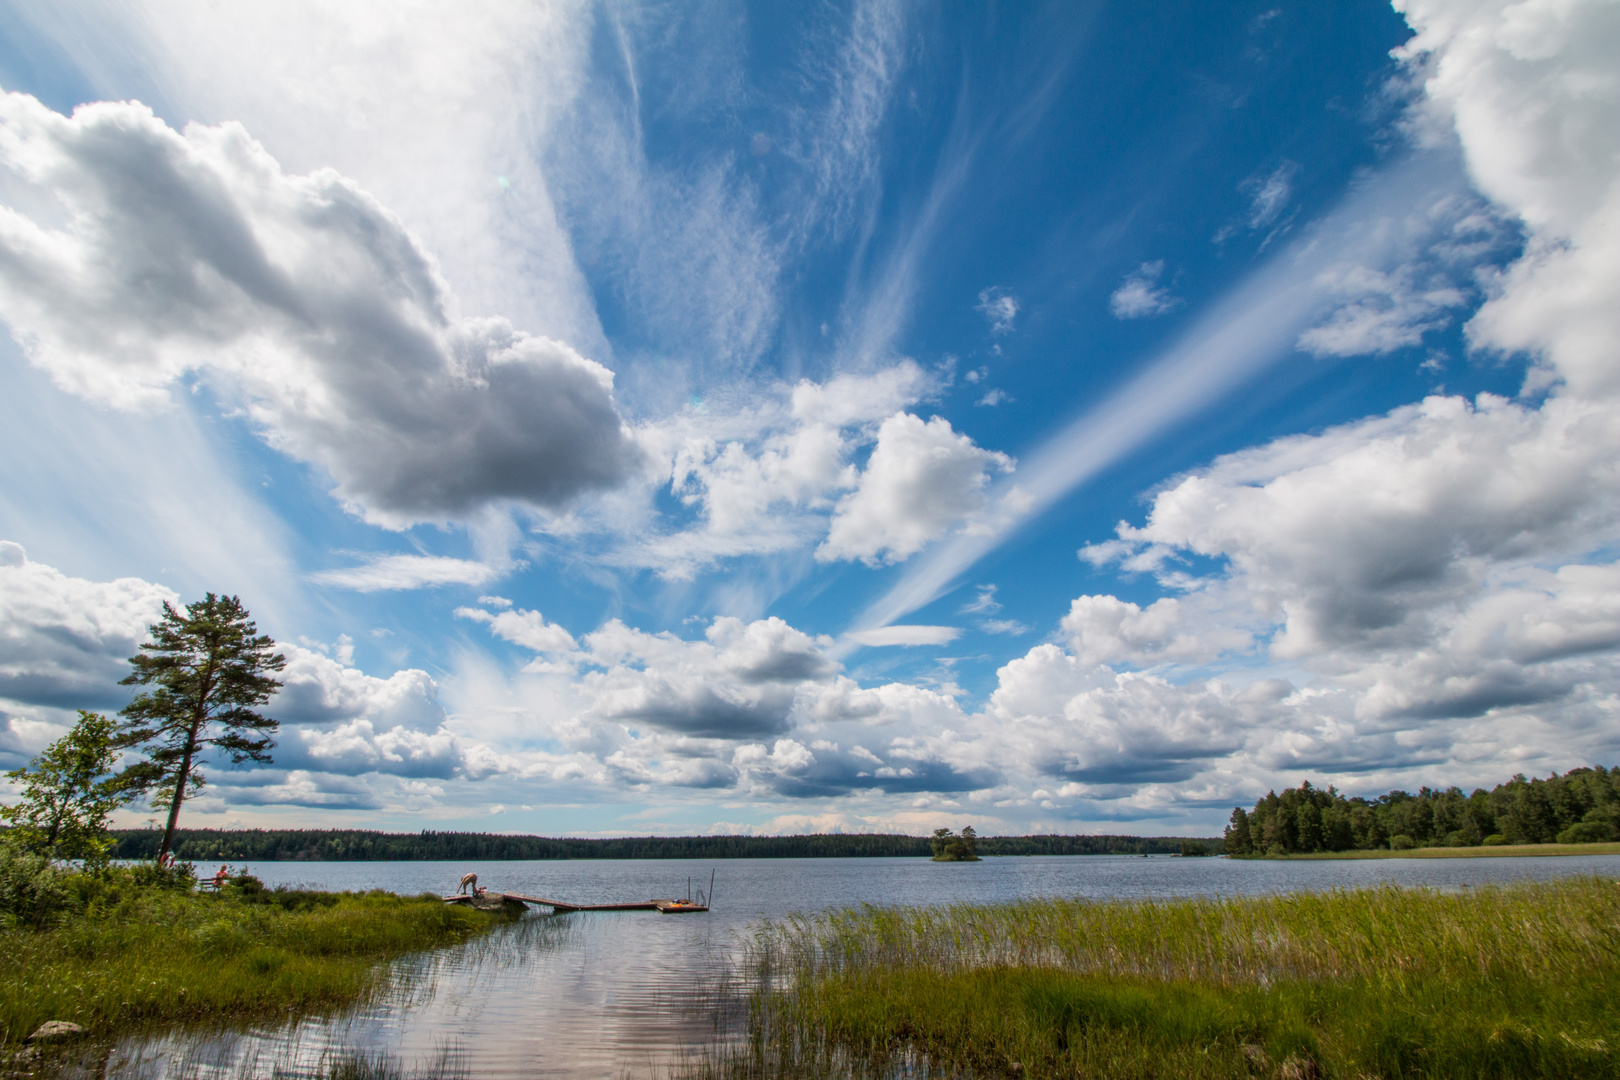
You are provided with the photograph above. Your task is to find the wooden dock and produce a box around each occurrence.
[444,892,708,914]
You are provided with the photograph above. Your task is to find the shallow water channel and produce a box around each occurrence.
[106,852,1620,1079]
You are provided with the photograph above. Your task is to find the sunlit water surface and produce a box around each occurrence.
[105,853,1620,1079]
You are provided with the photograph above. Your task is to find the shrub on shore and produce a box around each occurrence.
[0,847,503,1048]
[705,878,1620,1080]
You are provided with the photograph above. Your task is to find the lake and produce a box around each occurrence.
[108,852,1620,1079]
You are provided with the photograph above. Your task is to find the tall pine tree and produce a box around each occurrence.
[117,594,286,861]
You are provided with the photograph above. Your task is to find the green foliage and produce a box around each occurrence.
[116,594,287,860]
[1558,820,1618,844]
[930,826,979,861]
[1178,840,1212,856]
[1223,765,1620,856]
[123,855,200,892]
[714,879,1620,1080]
[107,827,1221,862]
[0,838,73,929]
[1,711,136,862]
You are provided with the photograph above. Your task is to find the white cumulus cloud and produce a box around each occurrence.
[819,413,1014,565]
[0,543,175,710]
[455,605,577,656]
[1396,0,1620,395]
[0,93,643,528]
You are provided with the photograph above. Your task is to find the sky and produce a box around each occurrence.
[0,0,1617,838]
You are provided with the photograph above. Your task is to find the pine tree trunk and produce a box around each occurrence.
[158,724,201,862]
[159,781,186,862]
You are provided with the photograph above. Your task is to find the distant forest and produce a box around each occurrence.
[1225,765,1620,856]
[108,829,1221,862]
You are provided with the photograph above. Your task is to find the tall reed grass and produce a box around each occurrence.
[690,878,1620,1080]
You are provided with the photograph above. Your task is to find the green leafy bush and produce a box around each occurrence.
[0,839,73,928]
[1557,820,1617,844]
[126,857,198,892]
[224,869,267,898]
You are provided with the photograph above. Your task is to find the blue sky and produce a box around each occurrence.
[1,0,1617,837]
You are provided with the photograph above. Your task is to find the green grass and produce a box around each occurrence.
[1266,841,1620,859]
[699,878,1620,1079]
[0,884,504,1048]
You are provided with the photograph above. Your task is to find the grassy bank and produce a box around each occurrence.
[708,877,1620,1079]
[0,870,503,1049]
[1261,841,1620,859]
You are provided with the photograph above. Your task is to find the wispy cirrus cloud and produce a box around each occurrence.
[310,555,505,592]
[850,149,1474,637]
[976,287,1019,334]
[844,625,962,647]
[1245,160,1300,230]
[1108,261,1180,319]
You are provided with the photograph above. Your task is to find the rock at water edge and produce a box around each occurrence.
[470,893,528,912]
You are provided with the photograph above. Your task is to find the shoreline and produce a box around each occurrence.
[1254,841,1620,860]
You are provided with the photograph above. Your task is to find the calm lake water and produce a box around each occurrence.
[107,853,1620,1079]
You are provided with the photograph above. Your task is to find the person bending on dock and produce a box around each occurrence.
[457,872,478,895]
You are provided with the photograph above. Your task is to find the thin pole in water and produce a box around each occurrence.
[709,868,716,910]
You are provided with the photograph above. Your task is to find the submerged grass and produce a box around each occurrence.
[695,877,1620,1080]
[0,886,503,1051]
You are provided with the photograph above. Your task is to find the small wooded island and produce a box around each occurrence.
[930,825,980,861]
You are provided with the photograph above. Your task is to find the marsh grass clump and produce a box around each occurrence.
[0,859,505,1051]
[692,878,1620,1080]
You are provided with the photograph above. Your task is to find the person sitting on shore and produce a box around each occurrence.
[214,864,229,889]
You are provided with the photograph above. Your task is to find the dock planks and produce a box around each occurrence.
[444,892,707,914]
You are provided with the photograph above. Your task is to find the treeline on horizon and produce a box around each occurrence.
[1225,765,1620,855]
[106,829,1221,862]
